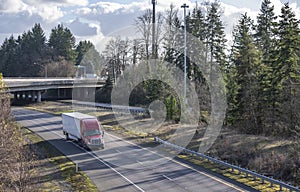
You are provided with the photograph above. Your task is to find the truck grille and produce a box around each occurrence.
[91,138,101,145]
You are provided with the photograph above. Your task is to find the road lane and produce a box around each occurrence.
[13,108,141,192]
[13,107,255,192]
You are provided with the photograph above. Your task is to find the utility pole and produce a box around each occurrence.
[181,3,189,102]
[152,0,156,59]
[45,65,47,78]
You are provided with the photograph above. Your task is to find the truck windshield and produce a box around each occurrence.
[85,129,101,136]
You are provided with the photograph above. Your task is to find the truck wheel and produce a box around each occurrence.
[78,139,86,148]
[66,133,70,140]
[78,139,83,146]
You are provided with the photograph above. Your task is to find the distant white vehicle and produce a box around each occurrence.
[85,73,98,79]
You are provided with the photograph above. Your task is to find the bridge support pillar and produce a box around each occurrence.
[37,91,42,103]
[21,92,25,100]
[84,87,88,98]
[25,92,30,102]
[31,91,36,102]
[74,88,84,100]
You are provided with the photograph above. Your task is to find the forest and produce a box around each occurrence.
[1,0,300,138]
[0,24,103,77]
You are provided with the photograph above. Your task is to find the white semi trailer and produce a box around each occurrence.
[62,112,104,149]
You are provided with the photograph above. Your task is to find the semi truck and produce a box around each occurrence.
[62,112,104,149]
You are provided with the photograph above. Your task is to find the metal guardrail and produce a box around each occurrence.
[154,137,300,192]
[70,100,149,116]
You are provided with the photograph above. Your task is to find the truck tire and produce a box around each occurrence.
[78,139,89,150]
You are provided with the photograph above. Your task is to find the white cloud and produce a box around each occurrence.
[221,2,257,17]
[0,0,26,13]
[77,1,150,16]
[75,23,105,52]
[75,7,91,15]
[288,1,300,18]
[68,18,98,36]
[35,5,64,21]
[25,0,89,7]
[155,0,193,11]
[219,2,259,39]
[0,0,64,22]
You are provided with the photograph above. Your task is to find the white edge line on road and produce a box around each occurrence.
[107,133,246,192]
[162,174,172,181]
[136,160,143,165]
[24,117,145,192]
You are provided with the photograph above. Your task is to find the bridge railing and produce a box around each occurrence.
[70,100,149,116]
[154,137,300,192]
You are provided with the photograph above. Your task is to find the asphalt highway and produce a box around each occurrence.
[13,107,255,192]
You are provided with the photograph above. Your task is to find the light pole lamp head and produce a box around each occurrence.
[181,3,189,8]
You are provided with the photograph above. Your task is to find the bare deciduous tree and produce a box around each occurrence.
[135,9,164,59]
[0,74,37,191]
[103,37,131,83]
[44,57,76,77]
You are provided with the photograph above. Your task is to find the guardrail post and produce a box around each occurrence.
[76,162,79,173]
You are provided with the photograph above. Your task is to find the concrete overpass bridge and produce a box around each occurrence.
[2,78,106,103]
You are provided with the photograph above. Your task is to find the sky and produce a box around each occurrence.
[0,0,300,52]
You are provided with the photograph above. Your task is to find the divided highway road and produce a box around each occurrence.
[13,107,255,192]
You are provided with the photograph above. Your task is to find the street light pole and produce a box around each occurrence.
[181,3,189,102]
[45,65,47,78]
[152,0,156,59]
[34,62,47,78]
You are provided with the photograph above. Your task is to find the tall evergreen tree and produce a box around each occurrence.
[275,3,300,134]
[76,40,94,66]
[48,24,77,62]
[31,23,47,58]
[75,40,103,75]
[15,24,48,77]
[0,36,17,76]
[255,0,277,60]
[189,5,207,87]
[15,31,33,76]
[190,4,206,41]
[255,0,278,132]
[230,13,262,133]
[205,1,227,73]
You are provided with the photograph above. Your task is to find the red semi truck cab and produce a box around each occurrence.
[62,112,104,149]
[80,118,104,149]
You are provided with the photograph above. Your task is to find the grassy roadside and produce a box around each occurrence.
[101,125,282,192]
[25,101,299,191]
[21,126,98,191]
[90,114,297,192]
